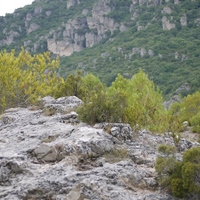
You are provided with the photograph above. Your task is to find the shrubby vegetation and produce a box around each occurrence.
[156,146,200,198]
[55,69,169,132]
[0,49,62,113]
[167,91,200,133]
[55,68,200,134]
[1,47,200,134]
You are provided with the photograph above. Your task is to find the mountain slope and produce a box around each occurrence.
[0,0,200,97]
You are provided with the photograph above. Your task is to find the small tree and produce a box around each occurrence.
[55,70,85,99]
[0,49,61,113]
[124,70,168,132]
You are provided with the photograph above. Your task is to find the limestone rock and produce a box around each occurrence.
[162,16,176,30]
[174,0,179,4]
[82,9,89,16]
[175,82,190,94]
[27,23,40,34]
[175,52,179,59]
[45,10,52,17]
[194,18,200,26]
[67,0,78,9]
[148,49,154,57]
[180,14,187,26]
[162,7,172,15]
[140,48,147,58]
[26,13,32,21]
[34,6,43,15]
[1,96,198,199]
[0,30,19,46]
[47,0,119,56]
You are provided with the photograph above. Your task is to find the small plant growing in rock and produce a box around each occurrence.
[104,147,129,163]
[158,144,176,157]
[29,100,45,111]
[104,124,112,134]
[42,134,59,143]
[43,107,57,116]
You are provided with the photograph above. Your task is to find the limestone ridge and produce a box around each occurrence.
[0,96,199,199]
[47,0,119,56]
[0,0,197,55]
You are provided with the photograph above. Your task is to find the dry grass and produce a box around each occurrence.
[104,147,129,163]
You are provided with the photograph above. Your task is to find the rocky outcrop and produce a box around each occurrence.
[131,0,162,7]
[47,0,119,56]
[162,16,176,30]
[163,83,191,109]
[162,7,172,15]
[27,23,40,34]
[34,6,43,15]
[0,30,19,46]
[194,18,200,26]
[67,0,80,9]
[129,47,155,59]
[0,95,199,199]
[180,14,187,26]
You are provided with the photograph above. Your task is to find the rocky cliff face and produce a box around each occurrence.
[0,96,199,199]
[0,0,198,56]
[47,0,120,56]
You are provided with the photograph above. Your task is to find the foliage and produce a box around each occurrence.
[180,91,200,123]
[0,49,61,113]
[77,82,128,125]
[0,0,200,98]
[122,70,168,132]
[191,112,200,133]
[77,70,168,132]
[55,70,85,99]
[168,91,200,133]
[156,146,200,198]
[55,71,104,100]
[158,144,176,157]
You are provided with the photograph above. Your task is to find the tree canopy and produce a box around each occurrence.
[0,49,62,113]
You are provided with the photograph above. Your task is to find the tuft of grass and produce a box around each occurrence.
[29,100,45,111]
[42,134,59,143]
[42,107,57,116]
[104,124,112,134]
[104,147,129,163]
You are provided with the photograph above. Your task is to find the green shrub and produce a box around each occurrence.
[158,144,176,156]
[156,147,200,198]
[191,112,200,133]
[0,49,61,113]
[77,70,169,132]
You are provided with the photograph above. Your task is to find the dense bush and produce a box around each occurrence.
[168,91,200,133]
[76,70,169,132]
[0,49,62,113]
[156,146,200,198]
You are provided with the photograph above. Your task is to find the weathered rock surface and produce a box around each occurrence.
[0,0,197,59]
[0,96,199,199]
[47,0,119,56]
[162,16,176,30]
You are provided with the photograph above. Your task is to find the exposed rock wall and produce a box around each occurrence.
[0,0,199,56]
[48,0,119,56]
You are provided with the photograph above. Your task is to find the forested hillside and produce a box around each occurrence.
[0,0,200,97]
